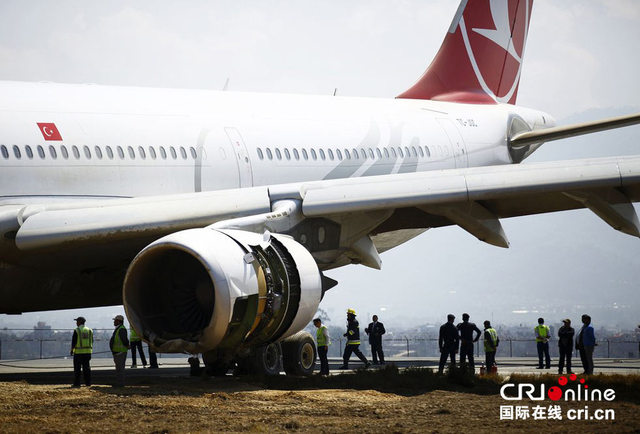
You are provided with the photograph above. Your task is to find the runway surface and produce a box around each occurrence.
[1,356,638,383]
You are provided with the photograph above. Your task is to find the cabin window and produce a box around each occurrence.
[106,146,114,159]
[138,146,146,159]
[190,147,197,159]
[170,146,177,159]
[376,148,382,159]
[128,146,135,159]
[1,145,9,159]
[13,145,21,159]
[384,148,389,158]
[336,149,343,160]
[352,148,359,159]
[418,146,424,157]
[61,145,69,159]
[37,145,45,159]
[424,146,431,157]
[180,146,187,159]
[327,149,334,160]
[284,148,291,160]
[310,148,317,160]
[149,146,157,159]
[319,149,326,160]
[293,148,300,160]
[266,148,273,160]
[397,147,403,158]
[159,146,167,159]
[257,148,264,160]
[345,149,351,160]
[275,148,282,160]
[360,148,367,159]
[390,147,397,158]
[25,145,34,159]
[302,148,308,160]
[95,146,103,159]
[368,148,374,159]
[49,146,57,159]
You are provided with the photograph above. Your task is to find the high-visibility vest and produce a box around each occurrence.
[484,328,497,352]
[535,325,550,342]
[74,325,93,354]
[112,325,128,353]
[130,328,141,342]
[316,325,328,347]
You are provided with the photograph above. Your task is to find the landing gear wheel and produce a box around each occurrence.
[282,331,316,376]
[251,342,282,376]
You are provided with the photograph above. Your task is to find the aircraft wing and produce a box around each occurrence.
[6,155,640,264]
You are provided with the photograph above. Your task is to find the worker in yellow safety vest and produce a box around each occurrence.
[535,317,551,369]
[313,318,331,375]
[339,308,370,370]
[129,327,147,368]
[70,316,93,387]
[483,320,499,370]
[110,314,130,387]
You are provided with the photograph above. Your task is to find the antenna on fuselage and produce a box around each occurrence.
[222,78,230,91]
[333,88,337,96]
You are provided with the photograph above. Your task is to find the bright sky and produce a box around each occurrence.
[0,0,639,329]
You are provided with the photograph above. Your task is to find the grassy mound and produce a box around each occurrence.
[258,365,640,403]
[260,364,503,396]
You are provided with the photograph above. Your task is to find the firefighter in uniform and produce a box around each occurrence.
[110,314,130,387]
[313,318,331,375]
[535,317,551,369]
[339,309,370,369]
[483,320,499,370]
[70,316,93,387]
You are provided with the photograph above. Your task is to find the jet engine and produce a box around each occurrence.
[123,228,322,367]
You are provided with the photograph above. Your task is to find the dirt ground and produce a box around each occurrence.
[1,373,639,433]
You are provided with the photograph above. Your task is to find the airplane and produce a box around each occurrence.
[1,0,639,376]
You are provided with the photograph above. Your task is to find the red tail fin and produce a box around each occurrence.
[397,0,533,104]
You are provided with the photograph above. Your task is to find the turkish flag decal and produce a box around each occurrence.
[37,122,63,141]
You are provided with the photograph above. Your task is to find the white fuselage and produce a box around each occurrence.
[0,81,552,204]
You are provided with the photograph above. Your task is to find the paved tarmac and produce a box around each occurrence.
[0,356,638,385]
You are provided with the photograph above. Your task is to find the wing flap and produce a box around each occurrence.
[302,157,640,216]
[301,156,640,242]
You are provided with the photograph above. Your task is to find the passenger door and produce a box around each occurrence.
[225,127,253,187]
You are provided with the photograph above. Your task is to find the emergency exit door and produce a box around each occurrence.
[224,127,253,187]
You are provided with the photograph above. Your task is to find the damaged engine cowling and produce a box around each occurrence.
[123,228,322,356]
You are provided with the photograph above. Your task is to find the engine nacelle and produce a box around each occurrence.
[123,228,322,355]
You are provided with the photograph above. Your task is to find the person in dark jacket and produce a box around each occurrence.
[339,309,370,369]
[365,315,386,365]
[110,315,130,387]
[576,314,596,375]
[457,313,481,373]
[438,314,459,374]
[558,318,575,374]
